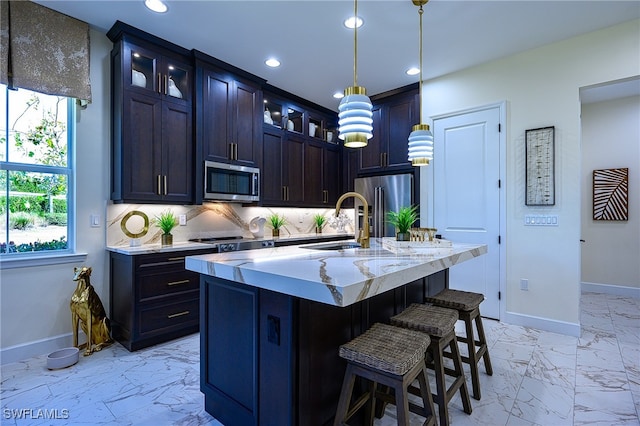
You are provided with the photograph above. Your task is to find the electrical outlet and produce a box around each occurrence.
[179,214,187,226]
[520,278,529,291]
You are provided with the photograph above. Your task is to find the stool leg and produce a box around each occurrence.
[430,340,450,426]
[334,364,357,426]
[394,381,410,426]
[463,311,482,400]
[448,336,472,415]
[416,364,436,426]
[475,313,493,376]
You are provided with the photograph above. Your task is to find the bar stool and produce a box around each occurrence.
[391,304,472,426]
[425,289,493,400]
[334,323,436,426]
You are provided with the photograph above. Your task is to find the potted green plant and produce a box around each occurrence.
[267,213,286,237]
[313,214,326,234]
[386,205,419,241]
[154,209,178,246]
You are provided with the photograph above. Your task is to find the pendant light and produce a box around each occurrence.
[407,0,434,166]
[338,0,373,148]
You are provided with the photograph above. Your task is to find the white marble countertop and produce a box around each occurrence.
[185,238,487,307]
[106,233,353,255]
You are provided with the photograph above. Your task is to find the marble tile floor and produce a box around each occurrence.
[1,292,638,426]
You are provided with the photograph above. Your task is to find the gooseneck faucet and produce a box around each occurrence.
[335,192,370,248]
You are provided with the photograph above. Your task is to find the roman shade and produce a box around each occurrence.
[0,0,92,102]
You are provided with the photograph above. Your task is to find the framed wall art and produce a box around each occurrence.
[525,126,555,206]
[593,168,629,221]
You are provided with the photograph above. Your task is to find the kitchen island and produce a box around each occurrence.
[185,238,486,426]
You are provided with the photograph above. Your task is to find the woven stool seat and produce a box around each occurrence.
[425,289,493,401]
[390,304,458,338]
[391,304,472,426]
[339,323,430,375]
[334,323,436,426]
[425,289,484,311]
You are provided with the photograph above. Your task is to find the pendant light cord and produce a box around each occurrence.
[418,3,424,120]
[353,0,359,87]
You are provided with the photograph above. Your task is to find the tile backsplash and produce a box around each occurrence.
[107,203,355,247]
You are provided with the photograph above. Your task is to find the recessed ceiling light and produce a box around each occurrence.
[344,16,364,29]
[145,0,167,13]
[265,58,281,68]
[333,92,345,99]
[406,67,420,76]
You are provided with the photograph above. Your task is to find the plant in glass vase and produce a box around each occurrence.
[154,209,178,246]
[386,205,419,241]
[267,213,286,237]
[313,214,326,234]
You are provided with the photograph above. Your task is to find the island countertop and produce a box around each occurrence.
[185,237,487,307]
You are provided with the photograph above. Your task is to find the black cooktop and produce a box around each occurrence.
[188,236,243,243]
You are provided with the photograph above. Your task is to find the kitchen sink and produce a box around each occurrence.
[301,241,362,251]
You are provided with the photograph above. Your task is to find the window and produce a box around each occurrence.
[0,84,74,257]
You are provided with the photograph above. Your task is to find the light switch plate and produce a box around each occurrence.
[90,214,100,227]
[524,215,558,226]
[179,214,187,226]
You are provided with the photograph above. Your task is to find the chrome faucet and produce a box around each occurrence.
[335,192,370,249]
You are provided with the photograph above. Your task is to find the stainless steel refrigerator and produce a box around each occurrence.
[354,174,414,237]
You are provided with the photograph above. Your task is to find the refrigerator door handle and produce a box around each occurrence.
[374,186,385,238]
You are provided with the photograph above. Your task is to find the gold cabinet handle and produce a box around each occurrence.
[157,175,162,195]
[157,73,161,94]
[163,175,168,195]
[163,74,168,95]
[167,279,189,286]
[167,257,185,261]
[168,311,190,319]
[234,143,238,161]
[286,186,290,201]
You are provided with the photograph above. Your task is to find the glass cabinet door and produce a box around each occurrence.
[285,104,303,133]
[130,48,158,93]
[165,62,189,101]
[263,97,283,128]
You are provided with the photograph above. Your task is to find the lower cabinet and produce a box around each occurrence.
[109,249,212,351]
[199,270,447,425]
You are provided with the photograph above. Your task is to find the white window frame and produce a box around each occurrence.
[0,87,85,268]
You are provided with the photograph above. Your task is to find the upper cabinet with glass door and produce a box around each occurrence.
[122,41,192,105]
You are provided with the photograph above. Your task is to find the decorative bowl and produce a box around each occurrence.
[47,347,79,370]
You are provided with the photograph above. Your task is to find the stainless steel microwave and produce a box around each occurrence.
[204,161,260,202]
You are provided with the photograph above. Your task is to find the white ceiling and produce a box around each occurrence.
[37,0,640,111]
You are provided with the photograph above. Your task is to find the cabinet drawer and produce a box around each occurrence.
[138,269,199,301]
[139,297,199,335]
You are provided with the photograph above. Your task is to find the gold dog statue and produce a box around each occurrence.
[70,266,113,356]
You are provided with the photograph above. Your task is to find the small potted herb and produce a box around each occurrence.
[386,205,419,241]
[313,214,326,234]
[154,209,178,246]
[267,213,286,237]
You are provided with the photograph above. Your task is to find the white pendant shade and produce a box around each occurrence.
[408,124,433,166]
[338,86,373,148]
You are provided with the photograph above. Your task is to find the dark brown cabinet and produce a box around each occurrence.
[305,141,341,206]
[196,57,263,168]
[358,85,418,175]
[108,22,195,204]
[109,248,212,351]
[261,87,340,207]
[262,127,305,206]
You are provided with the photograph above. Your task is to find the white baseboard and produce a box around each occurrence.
[582,281,640,298]
[503,311,581,337]
[1,332,77,365]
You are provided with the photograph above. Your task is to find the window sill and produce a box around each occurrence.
[0,252,88,270]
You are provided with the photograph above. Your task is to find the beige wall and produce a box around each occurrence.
[581,95,640,292]
[421,19,639,332]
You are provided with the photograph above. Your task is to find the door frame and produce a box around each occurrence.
[423,101,507,321]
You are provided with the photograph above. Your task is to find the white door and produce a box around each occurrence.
[433,107,502,319]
